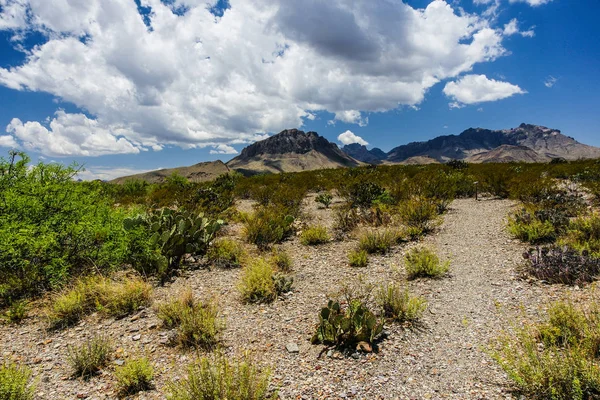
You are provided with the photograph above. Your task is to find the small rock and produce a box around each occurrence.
[132,334,141,341]
[114,359,125,366]
[351,352,360,359]
[285,343,299,353]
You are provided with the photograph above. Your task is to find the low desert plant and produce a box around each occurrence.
[238,259,277,304]
[48,275,152,328]
[2,300,28,324]
[114,357,154,396]
[243,208,294,250]
[405,247,449,279]
[358,230,396,255]
[398,197,438,233]
[67,335,112,378]
[520,246,600,285]
[376,283,426,323]
[272,273,294,295]
[348,249,368,268]
[0,362,35,400]
[315,193,333,208]
[332,206,360,234]
[269,247,292,272]
[508,209,559,244]
[300,225,330,246]
[562,213,600,257]
[157,289,222,349]
[167,353,277,400]
[491,300,600,399]
[207,238,245,268]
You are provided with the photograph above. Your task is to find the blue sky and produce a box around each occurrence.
[0,0,598,179]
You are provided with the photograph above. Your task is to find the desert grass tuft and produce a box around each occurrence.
[405,247,449,279]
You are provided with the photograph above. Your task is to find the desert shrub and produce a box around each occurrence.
[167,353,277,400]
[342,182,386,208]
[348,249,368,268]
[300,225,330,246]
[114,357,154,396]
[67,335,112,378]
[332,205,360,234]
[311,283,384,349]
[508,210,558,244]
[447,159,469,170]
[269,247,292,272]
[398,197,438,234]
[491,300,600,399]
[376,283,427,323]
[48,275,152,328]
[315,193,333,208]
[238,259,278,304]
[157,289,222,349]
[479,166,512,198]
[243,208,294,250]
[272,273,294,295]
[405,247,449,279]
[2,300,28,324]
[358,230,396,255]
[562,214,600,256]
[520,246,600,285]
[207,238,245,268]
[0,362,35,400]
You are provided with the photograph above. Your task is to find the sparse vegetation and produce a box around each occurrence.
[167,353,277,400]
[520,246,600,285]
[157,289,222,349]
[2,300,28,324]
[405,247,449,279]
[300,225,330,245]
[269,247,292,272]
[358,230,396,255]
[243,208,295,250]
[315,192,333,208]
[376,283,427,323]
[237,258,292,304]
[114,357,154,396]
[67,335,112,378]
[348,249,369,268]
[398,197,439,234]
[207,238,246,268]
[0,362,35,400]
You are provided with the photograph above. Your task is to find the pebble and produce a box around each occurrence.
[286,343,299,353]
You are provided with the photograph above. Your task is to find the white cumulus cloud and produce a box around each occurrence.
[0,0,511,157]
[443,74,525,107]
[0,134,19,148]
[338,130,368,146]
[209,144,238,155]
[503,18,535,37]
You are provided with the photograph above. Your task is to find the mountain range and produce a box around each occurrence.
[111,124,600,182]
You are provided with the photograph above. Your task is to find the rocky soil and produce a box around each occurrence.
[0,196,591,399]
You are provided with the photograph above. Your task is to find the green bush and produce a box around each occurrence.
[157,289,222,349]
[67,335,112,378]
[405,247,449,279]
[358,230,396,255]
[332,206,360,234]
[2,300,28,324]
[238,259,277,304]
[348,249,368,268]
[376,283,426,323]
[114,357,154,396]
[48,275,152,328]
[300,225,330,246]
[207,238,245,268]
[167,353,277,400]
[562,213,600,256]
[508,212,558,244]
[269,247,292,272]
[243,208,294,250]
[315,193,333,208]
[0,362,35,400]
[398,197,438,234]
[491,301,600,399]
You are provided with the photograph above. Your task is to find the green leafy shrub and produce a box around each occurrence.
[49,275,152,328]
[348,249,368,268]
[67,335,112,378]
[243,208,294,250]
[398,197,438,234]
[562,213,600,256]
[0,362,35,400]
[272,273,294,295]
[157,289,222,349]
[114,357,154,396]
[342,182,386,208]
[491,300,600,399]
[207,238,245,268]
[2,300,28,324]
[358,230,396,255]
[167,353,277,400]
[405,247,449,279]
[311,288,384,349]
[315,193,333,208]
[376,283,426,323]
[238,259,277,304]
[300,225,330,246]
[269,247,292,272]
[508,211,557,244]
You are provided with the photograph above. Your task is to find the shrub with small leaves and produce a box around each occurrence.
[332,206,360,235]
[243,208,295,250]
[167,353,277,400]
[2,300,27,324]
[207,238,245,268]
[376,283,426,323]
[238,259,277,304]
[520,246,600,285]
[300,225,330,246]
[157,289,222,349]
[0,362,35,400]
[398,197,438,233]
[269,247,292,272]
[114,357,154,396]
[405,247,449,279]
[348,249,368,268]
[315,193,333,208]
[508,210,557,244]
[67,335,112,378]
[272,273,294,295]
[358,230,396,255]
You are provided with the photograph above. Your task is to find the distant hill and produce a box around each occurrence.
[110,161,230,184]
[342,143,387,164]
[226,129,362,174]
[344,123,600,164]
